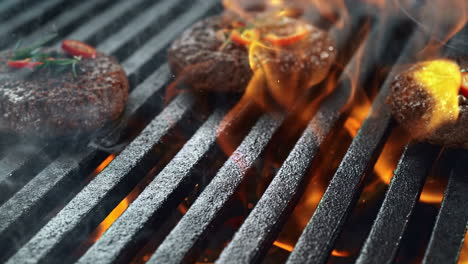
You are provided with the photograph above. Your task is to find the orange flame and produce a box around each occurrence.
[216,7,338,156]
[91,198,130,242]
[372,127,410,186]
[272,96,370,253]
[273,240,294,252]
[271,242,352,258]
[343,91,371,137]
[418,151,447,205]
[331,249,352,257]
[92,154,116,175]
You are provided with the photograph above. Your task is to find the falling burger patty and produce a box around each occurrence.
[0,48,128,137]
[168,13,336,92]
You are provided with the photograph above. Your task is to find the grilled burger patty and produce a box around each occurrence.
[168,14,336,93]
[168,14,251,93]
[388,58,468,148]
[0,49,128,137]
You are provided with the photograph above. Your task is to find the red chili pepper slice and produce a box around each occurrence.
[7,58,43,69]
[264,28,309,46]
[460,72,468,98]
[61,39,97,58]
[230,29,259,46]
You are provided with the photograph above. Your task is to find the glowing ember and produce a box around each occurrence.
[331,249,352,257]
[91,198,130,242]
[273,240,294,252]
[92,154,116,175]
[373,127,410,186]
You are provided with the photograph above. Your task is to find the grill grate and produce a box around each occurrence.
[423,150,468,264]
[0,0,467,264]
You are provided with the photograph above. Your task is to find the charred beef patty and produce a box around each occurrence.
[168,14,336,93]
[388,58,468,148]
[168,15,251,92]
[0,49,128,137]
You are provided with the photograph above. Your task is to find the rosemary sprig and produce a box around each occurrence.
[12,33,57,60]
[219,23,256,51]
[9,33,84,77]
[37,56,82,77]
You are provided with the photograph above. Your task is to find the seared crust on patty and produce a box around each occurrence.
[168,15,251,93]
[0,49,128,137]
[388,58,468,148]
[168,14,336,93]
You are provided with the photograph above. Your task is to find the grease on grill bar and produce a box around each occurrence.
[0,0,468,264]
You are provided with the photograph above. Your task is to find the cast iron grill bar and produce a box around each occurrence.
[0,145,46,183]
[149,113,285,264]
[286,29,426,264]
[422,150,468,264]
[355,143,441,264]
[0,63,172,260]
[77,109,227,264]
[0,0,75,48]
[95,0,187,57]
[6,93,195,264]
[0,147,105,263]
[55,0,156,49]
[18,0,116,49]
[0,144,59,205]
[0,0,38,22]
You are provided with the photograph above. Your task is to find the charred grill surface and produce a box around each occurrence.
[0,0,467,264]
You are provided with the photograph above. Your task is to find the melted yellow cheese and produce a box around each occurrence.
[412,59,461,133]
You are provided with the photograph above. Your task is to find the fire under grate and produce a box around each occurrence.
[0,0,467,264]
